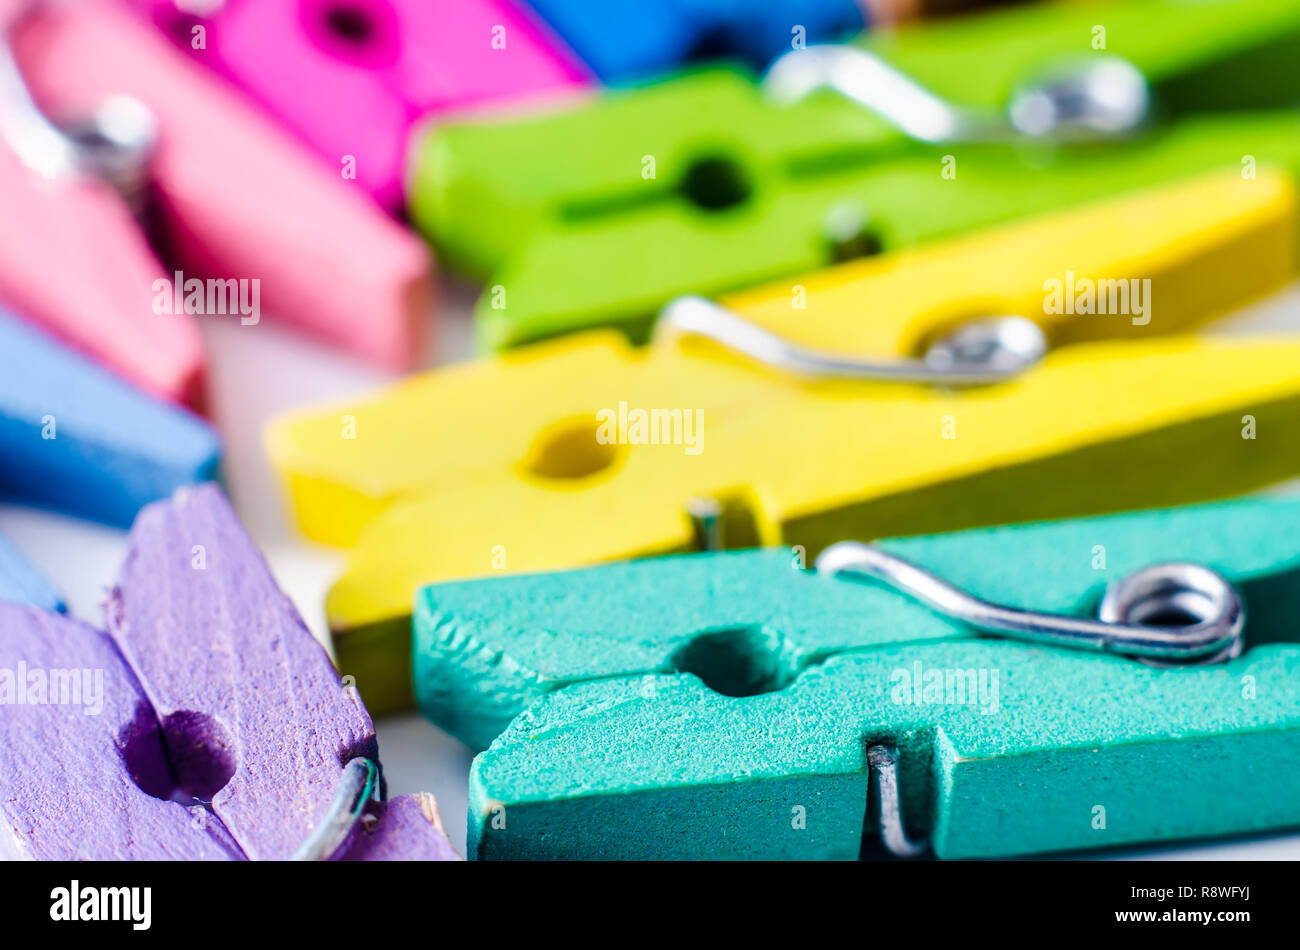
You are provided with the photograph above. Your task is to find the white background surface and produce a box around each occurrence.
[4,272,1300,861]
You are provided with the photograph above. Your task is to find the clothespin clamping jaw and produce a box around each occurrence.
[270,168,1300,714]
[124,0,592,210]
[2,0,434,379]
[0,485,459,860]
[411,497,1300,859]
[0,306,220,528]
[409,0,1300,351]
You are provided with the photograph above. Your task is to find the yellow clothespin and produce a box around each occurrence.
[268,169,1300,712]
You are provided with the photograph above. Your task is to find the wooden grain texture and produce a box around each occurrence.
[0,603,244,860]
[342,794,462,861]
[105,484,457,860]
[0,483,458,860]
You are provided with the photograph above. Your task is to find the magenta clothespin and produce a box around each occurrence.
[7,0,434,373]
[126,0,592,210]
[0,484,459,860]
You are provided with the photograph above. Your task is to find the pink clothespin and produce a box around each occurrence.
[126,0,592,210]
[0,484,459,860]
[2,0,434,386]
[0,5,204,406]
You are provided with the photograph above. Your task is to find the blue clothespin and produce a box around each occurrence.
[526,0,865,81]
[0,308,221,528]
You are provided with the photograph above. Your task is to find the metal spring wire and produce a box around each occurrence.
[816,542,1245,665]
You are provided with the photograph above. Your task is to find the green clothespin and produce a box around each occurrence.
[412,497,1300,859]
[408,0,1300,351]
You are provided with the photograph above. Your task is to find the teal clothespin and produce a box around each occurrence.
[414,497,1300,859]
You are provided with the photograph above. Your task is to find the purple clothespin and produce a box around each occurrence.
[0,483,459,861]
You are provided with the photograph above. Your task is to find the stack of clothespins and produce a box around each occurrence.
[2,0,1299,866]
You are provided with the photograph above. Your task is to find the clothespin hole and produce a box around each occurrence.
[678,155,752,212]
[323,4,374,45]
[154,8,203,46]
[119,704,236,804]
[305,0,400,65]
[823,202,883,263]
[669,625,799,697]
[683,27,738,65]
[521,417,624,481]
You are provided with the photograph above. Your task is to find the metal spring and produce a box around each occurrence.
[816,542,1244,665]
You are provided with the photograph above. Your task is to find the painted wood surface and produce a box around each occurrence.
[270,171,1300,713]
[407,498,1300,858]
[14,0,434,370]
[0,485,459,860]
[0,308,220,528]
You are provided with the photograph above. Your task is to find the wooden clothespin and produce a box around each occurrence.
[0,0,204,407]
[122,0,592,211]
[0,307,220,528]
[411,496,1300,859]
[408,0,1300,350]
[0,484,459,860]
[0,531,60,611]
[268,169,1300,713]
[522,0,865,81]
[526,0,1053,83]
[0,0,434,395]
